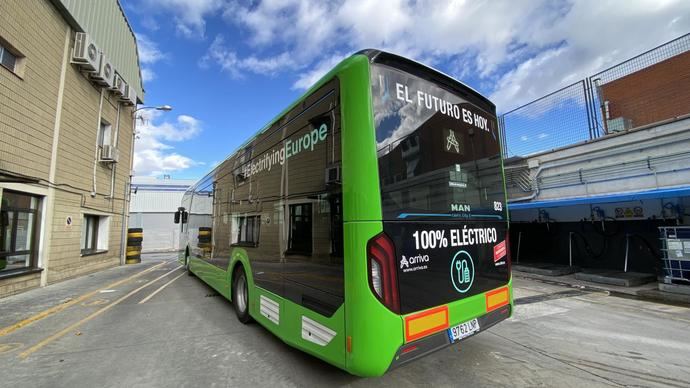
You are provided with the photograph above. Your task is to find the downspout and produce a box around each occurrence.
[109,102,121,200]
[40,26,71,286]
[92,88,105,196]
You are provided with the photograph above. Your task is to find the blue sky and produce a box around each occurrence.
[120,0,690,179]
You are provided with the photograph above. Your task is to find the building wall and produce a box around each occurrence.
[0,0,139,297]
[0,0,65,181]
[601,51,690,130]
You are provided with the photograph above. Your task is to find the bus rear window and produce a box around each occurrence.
[371,64,505,221]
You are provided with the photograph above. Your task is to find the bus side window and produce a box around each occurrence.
[283,79,344,317]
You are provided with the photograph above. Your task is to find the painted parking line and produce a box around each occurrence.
[138,271,187,304]
[18,265,183,360]
[0,260,170,338]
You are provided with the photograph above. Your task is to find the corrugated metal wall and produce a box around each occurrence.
[130,213,180,252]
[130,191,185,213]
[56,0,144,100]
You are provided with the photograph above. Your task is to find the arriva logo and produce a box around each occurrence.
[450,251,474,293]
[400,254,429,269]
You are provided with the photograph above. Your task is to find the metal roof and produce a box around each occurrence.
[50,0,144,101]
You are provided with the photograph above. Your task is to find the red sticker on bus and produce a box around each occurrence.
[493,240,506,262]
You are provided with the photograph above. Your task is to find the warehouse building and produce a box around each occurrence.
[0,0,144,297]
[129,176,195,253]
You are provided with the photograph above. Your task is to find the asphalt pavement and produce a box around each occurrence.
[0,253,689,387]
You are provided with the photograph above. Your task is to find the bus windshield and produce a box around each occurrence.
[371,64,506,221]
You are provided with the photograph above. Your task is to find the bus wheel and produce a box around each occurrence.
[185,254,194,276]
[233,266,252,324]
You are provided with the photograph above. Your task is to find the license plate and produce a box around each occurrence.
[448,318,480,342]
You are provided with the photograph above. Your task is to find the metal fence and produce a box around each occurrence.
[500,33,690,158]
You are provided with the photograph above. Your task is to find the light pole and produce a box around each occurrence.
[120,104,173,265]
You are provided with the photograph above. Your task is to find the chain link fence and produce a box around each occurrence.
[501,33,690,158]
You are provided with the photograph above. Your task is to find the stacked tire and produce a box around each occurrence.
[198,227,212,256]
[126,228,143,264]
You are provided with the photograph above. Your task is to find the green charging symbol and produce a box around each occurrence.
[450,251,474,293]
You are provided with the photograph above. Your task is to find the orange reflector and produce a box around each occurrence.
[347,336,352,353]
[486,287,510,312]
[405,305,449,342]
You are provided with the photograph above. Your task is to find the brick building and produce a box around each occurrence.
[599,50,690,132]
[0,0,144,297]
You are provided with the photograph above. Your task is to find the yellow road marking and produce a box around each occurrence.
[0,260,169,338]
[138,271,186,304]
[0,343,23,353]
[18,265,183,359]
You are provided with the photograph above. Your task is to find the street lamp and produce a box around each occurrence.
[132,104,173,115]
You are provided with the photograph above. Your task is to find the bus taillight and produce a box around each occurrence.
[367,232,400,313]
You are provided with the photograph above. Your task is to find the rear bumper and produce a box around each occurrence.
[388,304,511,371]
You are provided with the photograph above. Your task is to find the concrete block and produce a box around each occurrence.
[575,270,655,287]
[658,282,690,296]
[513,263,580,276]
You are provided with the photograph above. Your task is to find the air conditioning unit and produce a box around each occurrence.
[606,117,632,133]
[109,74,126,96]
[72,32,100,72]
[118,83,137,106]
[325,165,341,184]
[90,54,115,88]
[99,145,119,163]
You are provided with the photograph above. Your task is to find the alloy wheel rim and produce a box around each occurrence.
[236,274,247,313]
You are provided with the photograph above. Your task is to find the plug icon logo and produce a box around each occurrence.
[450,251,474,293]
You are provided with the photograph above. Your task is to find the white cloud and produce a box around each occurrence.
[211,0,690,109]
[136,34,166,83]
[141,0,224,38]
[291,53,346,90]
[133,110,203,176]
[201,35,299,78]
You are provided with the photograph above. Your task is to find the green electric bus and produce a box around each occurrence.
[175,49,512,376]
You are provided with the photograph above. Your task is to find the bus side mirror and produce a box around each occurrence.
[174,211,180,224]
[182,211,188,224]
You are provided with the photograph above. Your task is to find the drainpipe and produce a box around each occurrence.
[109,102,121,200]
[92,88,105,196]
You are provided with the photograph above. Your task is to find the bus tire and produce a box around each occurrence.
[185,253,194,277]
[232,266,252,324]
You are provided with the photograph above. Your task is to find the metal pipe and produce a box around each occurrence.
[508,136,690,203]
[516,231,522,264]
[624,233,630,273]
[569,232,573,267]
[92,88,105,196]
[109,103,121,200]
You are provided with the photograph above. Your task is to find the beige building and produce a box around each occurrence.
[0,0,144,297]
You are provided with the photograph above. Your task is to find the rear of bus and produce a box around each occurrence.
[350,51,512,374]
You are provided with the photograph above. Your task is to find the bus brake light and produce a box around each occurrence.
[367,232,400,313]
